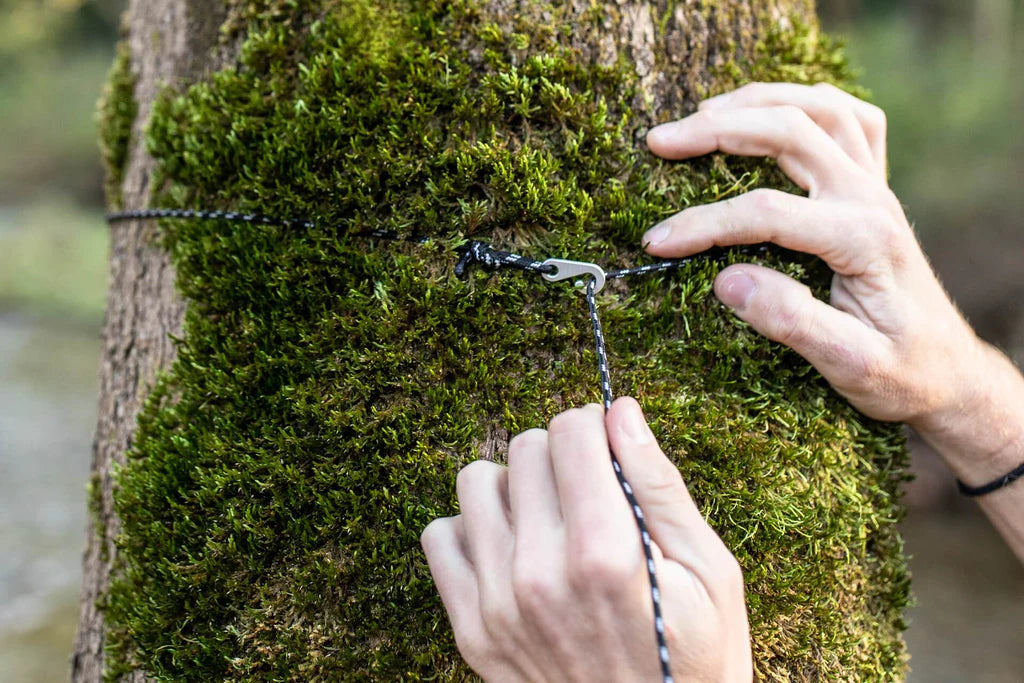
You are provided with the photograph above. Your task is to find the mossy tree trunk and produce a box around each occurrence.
[72,2,240,679]
[75,0,910,680]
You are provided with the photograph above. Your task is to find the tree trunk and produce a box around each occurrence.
[75,1,909,680]
[72,2,240,679]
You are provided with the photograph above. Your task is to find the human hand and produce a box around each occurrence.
[642,82,984,430]
[421,399,752,682]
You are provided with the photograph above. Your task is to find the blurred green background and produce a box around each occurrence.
[1,0,1022,681]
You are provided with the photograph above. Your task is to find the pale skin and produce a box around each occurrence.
[421,82,1024,681]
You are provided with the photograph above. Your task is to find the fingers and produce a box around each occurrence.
[456,460,513,580]
[700,82,887,179]
[713,264,890,389]
[645,105,869,198]
[507,428,563,540]
[420,516,485,646]
[642,189,882,276]
[604,398,740,595]
[427,407,754,681]
[547,405,639,560]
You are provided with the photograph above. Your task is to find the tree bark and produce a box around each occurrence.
[75,1,908,680]
[71,2,238,679]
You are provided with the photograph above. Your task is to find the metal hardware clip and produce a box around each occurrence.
[540,259,606,293]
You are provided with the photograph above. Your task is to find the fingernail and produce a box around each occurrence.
[717,271,757,310]
[620,403,654,445]
[642,222,670,247]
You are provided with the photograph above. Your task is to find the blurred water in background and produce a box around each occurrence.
[1,1,116,678]
[0,0,1022,680]
[0,313,99,681]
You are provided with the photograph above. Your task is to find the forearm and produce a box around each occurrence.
[910,340,1024,562]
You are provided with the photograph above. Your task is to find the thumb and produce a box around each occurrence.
[714,263,885,388]
[605,398,734,581]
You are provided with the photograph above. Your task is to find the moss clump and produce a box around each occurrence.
[103,0,909,680]
[97,41,137,209]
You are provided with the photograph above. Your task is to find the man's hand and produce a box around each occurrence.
[421,399,752,682]
[643,82,1024,486]
[643,83,1024,566]
[644,82,978,425]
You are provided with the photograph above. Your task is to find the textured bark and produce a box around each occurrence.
[71,2,237,680]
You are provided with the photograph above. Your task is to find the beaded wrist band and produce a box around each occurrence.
[957,460,1024,497]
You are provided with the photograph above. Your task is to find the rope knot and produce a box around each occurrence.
[454,240,498,278]
[453,240,556,279]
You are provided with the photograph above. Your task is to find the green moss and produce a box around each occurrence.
[104,1,909,680]
[97,40,137,209]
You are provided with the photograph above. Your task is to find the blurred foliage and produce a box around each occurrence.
[0,0,122,204]
[0,198,109,319]
[0,0,121,320]
[0,0,122,60]
[821,0,1024,235]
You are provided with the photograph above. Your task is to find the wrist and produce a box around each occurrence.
[908,339,1024,485]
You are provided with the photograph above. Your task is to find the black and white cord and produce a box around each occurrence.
[585,276,673,681]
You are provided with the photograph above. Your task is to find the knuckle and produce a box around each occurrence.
[717,197,745,237]
[638,466,689,505]
[479,592,517,635]
[419,517,446,550]
[777,104,812,131]
[823,334,876,386]
[512,562,562,619]
[743,188,785,216]
[742,81,769,97]
[568,536,640,594]
[860,349,894,393]
[546,410,574,436]
[456,459,497,498]
[864,103,887,133]
[878,222,906,254]
[695,106,715,124]
[507,428,546,466]
[452,629,492,670]
[857,203,896,242]
[865,197,898,225]
[707,549,745,598]
[720,552,745,592]
[877,188,907,221]
[835,107,862,134]
[547,405,593,436]
[771,288,814,347]
[719,190,776,241]
[867,205,913,258]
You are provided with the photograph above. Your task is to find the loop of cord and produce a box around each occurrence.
[107,207,770,683]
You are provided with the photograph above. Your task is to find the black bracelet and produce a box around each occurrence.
[956,460,1024,497]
